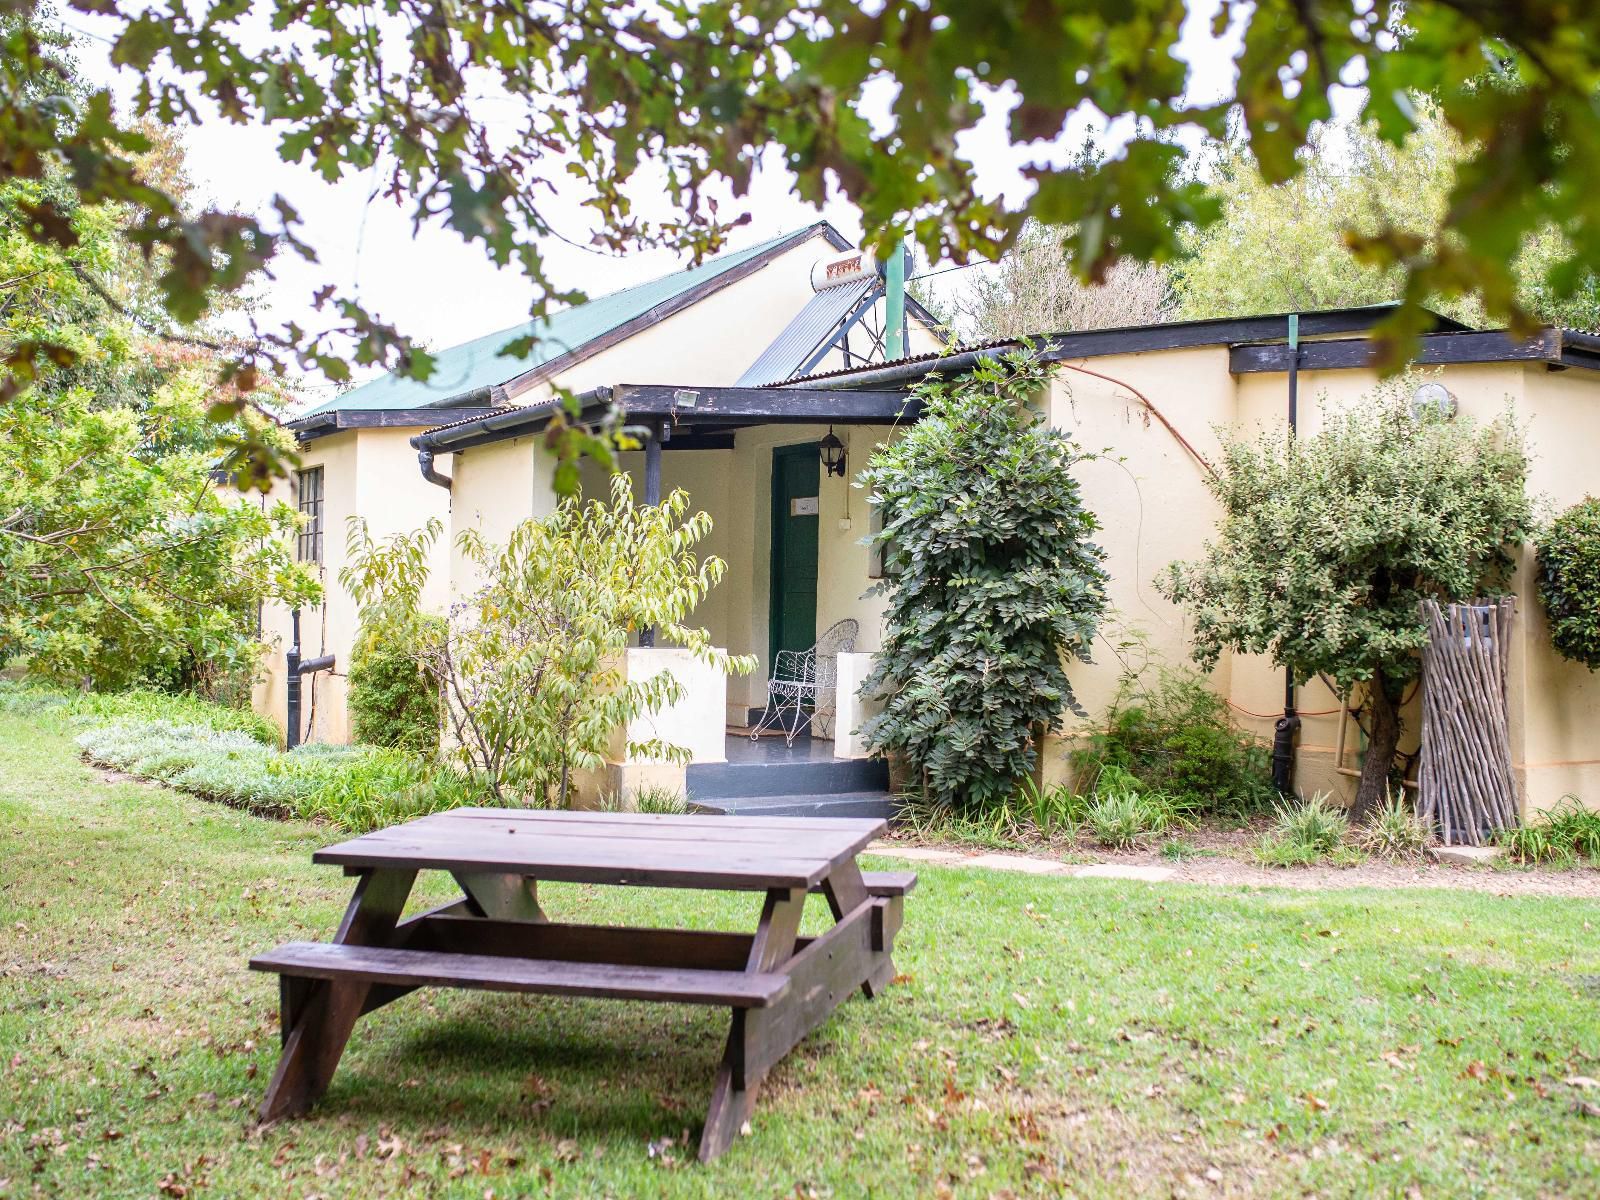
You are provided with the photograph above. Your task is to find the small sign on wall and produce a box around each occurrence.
[790,496,820,516]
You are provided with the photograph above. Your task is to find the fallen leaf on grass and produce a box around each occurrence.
[1564,1075,1600,1090]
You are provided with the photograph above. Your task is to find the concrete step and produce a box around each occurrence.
[688,791,901,821]
[686,755,889,800]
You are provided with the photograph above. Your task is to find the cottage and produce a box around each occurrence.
[410,306,1600,817]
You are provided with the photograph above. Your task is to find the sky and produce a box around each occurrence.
[59,1,1363,409]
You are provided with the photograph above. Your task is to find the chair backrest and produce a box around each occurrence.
[810,618,858,688]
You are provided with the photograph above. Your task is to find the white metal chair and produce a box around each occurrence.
[750,619,859,746]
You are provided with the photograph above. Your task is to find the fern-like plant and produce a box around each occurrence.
[858,347,1108,812]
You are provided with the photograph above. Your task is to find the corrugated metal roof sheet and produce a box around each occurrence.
[735,279,878,387]
[419,406,519,435]
[303,224,832,416]
[769,338,1016,386]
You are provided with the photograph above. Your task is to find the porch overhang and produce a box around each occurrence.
[409,383,919,456]
[291,406,503,444]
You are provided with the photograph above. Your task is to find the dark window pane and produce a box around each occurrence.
[296,467,324,564]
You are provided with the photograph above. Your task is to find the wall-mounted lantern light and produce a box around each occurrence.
[819,426,847,477]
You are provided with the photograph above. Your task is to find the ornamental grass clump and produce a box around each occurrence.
[1497,797,1600,865]
[859,347,1108,812]
[1356,790,1431,861]
[1256,792,1351,866]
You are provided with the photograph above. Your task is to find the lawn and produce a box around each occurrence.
[2,706,1598,1198]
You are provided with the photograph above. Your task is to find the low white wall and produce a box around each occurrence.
[575,647,728,804]
[833,651,879,760]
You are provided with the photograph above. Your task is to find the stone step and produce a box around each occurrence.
[686,755,889,800]
[687,791,901,821]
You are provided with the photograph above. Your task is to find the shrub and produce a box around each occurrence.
[1497,797,1600,864]
[859,347,1109,812]
[342,478,752,806]
[1357,790,1430,860]
[348,611,443,754]
[1072,668,1277,818]
[1256,792,1350,866]
[1537,498,1600,670]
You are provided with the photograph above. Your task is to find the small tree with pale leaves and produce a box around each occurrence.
[343,474,753,805]
[1160,378,1532,821]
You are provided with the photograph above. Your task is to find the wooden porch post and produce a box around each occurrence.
[640,421,662,648]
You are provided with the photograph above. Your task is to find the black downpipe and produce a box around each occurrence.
[418,449,452,491]
[284,608,336,750]
[1271,313,1302,795]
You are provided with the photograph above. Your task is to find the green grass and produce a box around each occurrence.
[3,706,1599,1197]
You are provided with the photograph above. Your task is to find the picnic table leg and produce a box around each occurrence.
[451,871,547,922]
[699,886,806,1162]
[821,859,895,997]
[259,867,417,1122]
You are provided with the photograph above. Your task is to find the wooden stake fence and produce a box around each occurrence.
[1417,598,1519,845]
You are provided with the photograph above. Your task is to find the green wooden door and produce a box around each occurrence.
[769,443,820,668]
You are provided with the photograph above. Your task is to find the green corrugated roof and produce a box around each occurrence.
[303,224,831,415]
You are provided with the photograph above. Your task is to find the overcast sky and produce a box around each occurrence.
[61,1,1362,408]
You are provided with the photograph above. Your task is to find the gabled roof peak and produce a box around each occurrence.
[302,221,849,416]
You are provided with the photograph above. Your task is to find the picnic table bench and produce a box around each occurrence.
[250,808,913,1162]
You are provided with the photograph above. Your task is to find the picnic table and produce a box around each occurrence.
[250,808,914,1162]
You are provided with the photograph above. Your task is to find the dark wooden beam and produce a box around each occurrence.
[612,384,917,424]
[658,433,737,450]
[1229,329,1565,374]
[412,385,917,456]
[293,407,502,442]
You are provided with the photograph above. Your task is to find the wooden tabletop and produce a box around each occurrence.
[314,808,887,891]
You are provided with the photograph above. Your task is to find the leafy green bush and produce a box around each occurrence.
[1256,793,1352,866]
[348,612,443,754]
[860,347,1109,812]
[1497,797,1600,865]
[1162,379,1531,821]
[343,478,752,806]
[1073,669,1277,818]
[1537,498,1600,670]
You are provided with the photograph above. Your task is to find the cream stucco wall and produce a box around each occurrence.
[255,427,454,746]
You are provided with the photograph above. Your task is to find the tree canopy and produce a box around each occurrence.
[0,75,320,692]
[1176,107,1600,332]
[7,0,1600,472]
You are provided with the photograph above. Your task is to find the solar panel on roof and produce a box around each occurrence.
[735,279,879,387]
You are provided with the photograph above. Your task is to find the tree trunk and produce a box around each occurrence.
[1354,667,1402,823]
